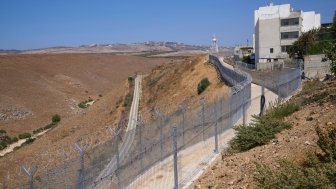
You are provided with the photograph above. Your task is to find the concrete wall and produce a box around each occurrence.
[304,54,331,79]
[257,61,284,71]
[256,18,281,63]
[302,11,321,32]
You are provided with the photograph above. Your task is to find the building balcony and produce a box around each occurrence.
[280,38,297,46]
[280,25,301,32]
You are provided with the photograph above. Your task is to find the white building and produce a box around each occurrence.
[254,3,321,63]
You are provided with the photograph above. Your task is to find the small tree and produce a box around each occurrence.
[287,30,316,59]
[52,114,61,123]
[322,42,336,76]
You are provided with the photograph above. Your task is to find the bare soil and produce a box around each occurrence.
[0,53,166,135]
[189,80,336,189]
[0,53,167,187]
[141,55,230,122]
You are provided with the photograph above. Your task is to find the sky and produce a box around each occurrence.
[0,0,335,50]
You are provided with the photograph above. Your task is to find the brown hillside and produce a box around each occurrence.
[141,55,231,122]
[0,53,167,187]
[0,53,166,136]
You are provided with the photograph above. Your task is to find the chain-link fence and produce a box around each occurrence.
[5,54,302,189]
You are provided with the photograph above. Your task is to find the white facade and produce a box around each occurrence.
[254,3,321,63]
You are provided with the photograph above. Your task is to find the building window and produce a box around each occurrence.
[270,48,274,53]
[281,18,300,26]
[281,45,291,52]
[281,31,299,39]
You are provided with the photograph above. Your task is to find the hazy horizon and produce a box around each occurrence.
[1,0,335,50]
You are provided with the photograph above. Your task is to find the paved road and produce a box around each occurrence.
[94,75,142,189]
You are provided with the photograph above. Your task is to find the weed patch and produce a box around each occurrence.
[254,125,336,188]
[18,133,32,139]
[229,102,298,152]
[78,98,93,109]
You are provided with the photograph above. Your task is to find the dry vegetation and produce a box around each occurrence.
[141,55,230,122]
[190,79,336,189]
[0,53,167,187]
[0,53,166,136]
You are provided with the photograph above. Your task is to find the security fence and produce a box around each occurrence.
[235,61,256,70]
[4,54,302,189]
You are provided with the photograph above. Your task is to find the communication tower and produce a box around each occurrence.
[211,35,219,53]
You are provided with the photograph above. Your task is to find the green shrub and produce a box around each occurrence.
[33,127,44,134]
[78,102,88,108]
[266,102,300,119]
[0,133,16,150]
[11,136,18,143]
[128,76,134,82]
[52,114,61,123]
[44,122,56,130]
[123,94,132,108]
[0,130,6,134]
[0,141,7,150]
[197,78,210,95]
[24,138,35,145]
[230,116,291,152]
[229,102,298,152]
[18,133,32,139]
[78,98,93,109]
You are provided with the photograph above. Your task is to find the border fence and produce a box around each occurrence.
[3,54,302,189]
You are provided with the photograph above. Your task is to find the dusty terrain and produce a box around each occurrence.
[0,53,166,135]
[0,53,230,187]
[141,55,231,122]
[189,80,336,189]
[0,53,167,187]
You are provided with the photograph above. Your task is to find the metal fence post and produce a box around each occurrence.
[21,165,37,189]
[213,103,219,153]
[220,98,224,134]
[179,105,187,146]
[155,110,164,160]
[135,118,144,172]
[200,99,206,141]
[108,128,120,170]
[75,143,84,189]
[172,127,178,189]
[242,88,246,126]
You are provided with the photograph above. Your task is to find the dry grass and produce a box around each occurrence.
[0,53,168,187]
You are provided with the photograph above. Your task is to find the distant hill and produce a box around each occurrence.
[0,42,233,55]
[0,49,21,54]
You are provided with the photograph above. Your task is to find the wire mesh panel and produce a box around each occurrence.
[12,54,302,189]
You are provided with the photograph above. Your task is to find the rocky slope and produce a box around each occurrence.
[189,79,336,189]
